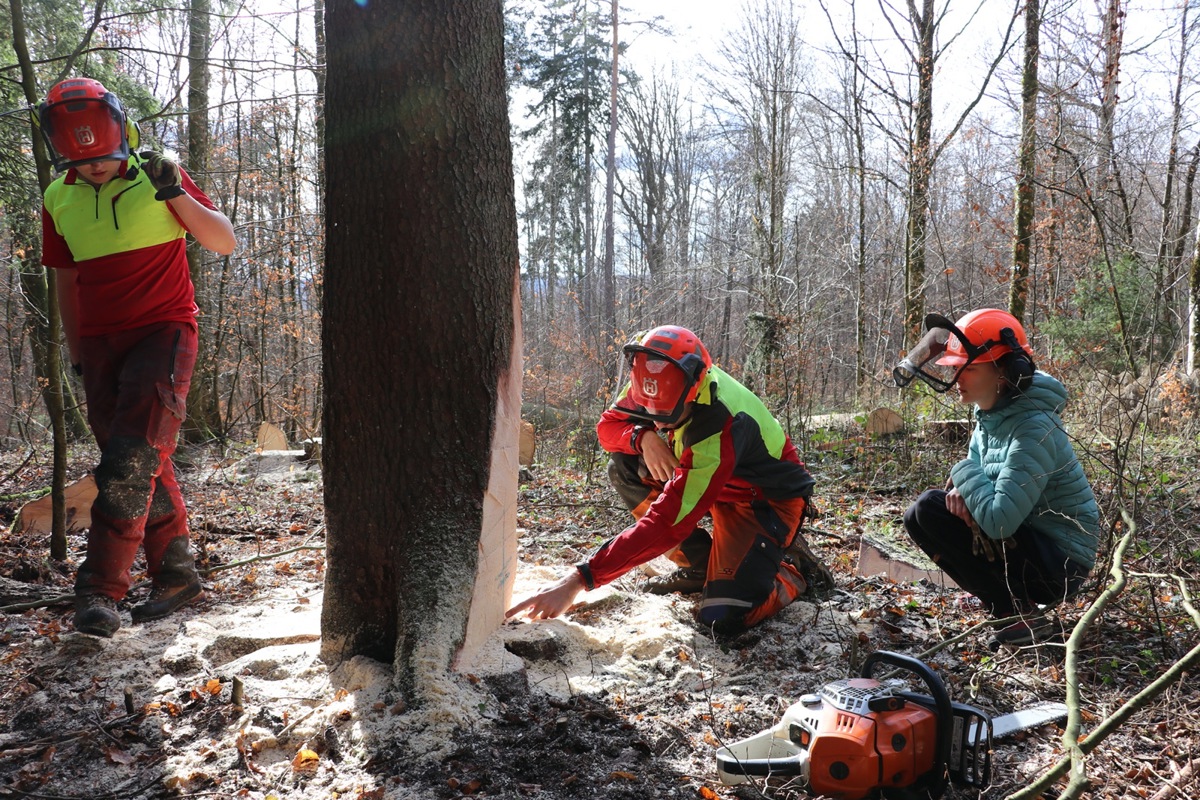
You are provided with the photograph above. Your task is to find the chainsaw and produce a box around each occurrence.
[715,650,1067,799]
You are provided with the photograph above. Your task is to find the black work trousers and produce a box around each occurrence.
[903,489,1088,618]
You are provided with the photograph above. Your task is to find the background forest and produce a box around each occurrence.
[1,0,1198,464]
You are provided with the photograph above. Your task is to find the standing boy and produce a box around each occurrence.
[39,77,236,637]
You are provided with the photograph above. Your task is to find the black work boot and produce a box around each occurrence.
[783,533,834,596]
[643,567,706,595]
[132,537,203,623]
[74,594,121,638]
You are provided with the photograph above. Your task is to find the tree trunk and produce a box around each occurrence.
[904,0,935,345]
[10,0,73,559]
[1009,0,1040,323]
[1098,0,1134,252]
[322,0,521,701]
[184,0,224,443]
[601,0,618,348]
[1190,229,1200,373]
[1152,3,1192,344]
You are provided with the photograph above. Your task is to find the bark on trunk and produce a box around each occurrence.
[322,0,520,701]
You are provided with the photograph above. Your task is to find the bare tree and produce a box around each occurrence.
[1009,0,1040,322]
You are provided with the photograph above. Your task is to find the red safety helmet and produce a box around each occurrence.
[623,325,712,424]
[37,78,133,172]
[937,308,1030,366]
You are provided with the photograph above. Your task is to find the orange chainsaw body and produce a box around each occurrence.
[790,678,938,800]
[716,652,996,799]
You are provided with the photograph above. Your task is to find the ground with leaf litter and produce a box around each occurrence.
[0,441,1198,800]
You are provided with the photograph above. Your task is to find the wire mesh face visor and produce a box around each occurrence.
[892,313,981,393]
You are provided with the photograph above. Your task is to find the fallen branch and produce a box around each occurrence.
[0,487,49,504]
[1150,758,1198,800]
[0,593,75,614]
[200,543,325,576]
[0,449,35,493]
[1008,514,1200,800]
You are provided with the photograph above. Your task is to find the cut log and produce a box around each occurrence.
[14,475,97,536]
[257,422,288,453]
[865,407,903,437]
[924,419,971,444]
[857,529,959,589]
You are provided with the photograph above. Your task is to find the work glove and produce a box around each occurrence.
[143,153,186,201]
[969,520,1014,562]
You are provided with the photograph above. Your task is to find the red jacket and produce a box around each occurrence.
[588,366,814,587]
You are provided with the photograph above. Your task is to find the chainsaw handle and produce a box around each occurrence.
[860,651,952,797]
[716,752,805,779]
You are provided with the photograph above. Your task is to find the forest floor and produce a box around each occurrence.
[0,436,1198,800]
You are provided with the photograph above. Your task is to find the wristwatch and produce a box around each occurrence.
[629,425,649,452]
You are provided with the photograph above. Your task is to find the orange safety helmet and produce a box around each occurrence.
[893,308,1035,394]
[622,325,712,424]
[37,77,135,172]
[937,308,1030,366]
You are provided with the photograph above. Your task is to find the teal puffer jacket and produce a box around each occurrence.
[949,371,1100,570]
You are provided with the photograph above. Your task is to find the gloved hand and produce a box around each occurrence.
[969,520,1014,562]
[143,153,186,201]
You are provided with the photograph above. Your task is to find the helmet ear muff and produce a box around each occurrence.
[998,327,1035,391]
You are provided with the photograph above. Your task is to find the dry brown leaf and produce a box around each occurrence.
[103,746,135,765]
[608,771,637,781]
[292,748,319,773]
[700,787,720,800]
[205,678,222,695]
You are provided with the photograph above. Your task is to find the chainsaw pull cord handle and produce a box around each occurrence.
[860,651,953,798]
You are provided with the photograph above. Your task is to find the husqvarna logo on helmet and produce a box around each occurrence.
[74,126,96,146]
[641,377,659,397]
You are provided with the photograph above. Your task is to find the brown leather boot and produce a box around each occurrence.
[133,536,203,623]
[643,567,706,595]
[131,579,203,623]
[783,533,834,596]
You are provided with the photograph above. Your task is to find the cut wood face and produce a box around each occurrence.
[865,407,904,436]
[15,475,98,536]
[519,420,536,466]
[257,422,289,452]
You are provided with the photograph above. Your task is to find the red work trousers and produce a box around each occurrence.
[74,321,197,600]
[608,453,810,631]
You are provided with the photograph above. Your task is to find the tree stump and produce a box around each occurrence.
[924,419,971,444]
